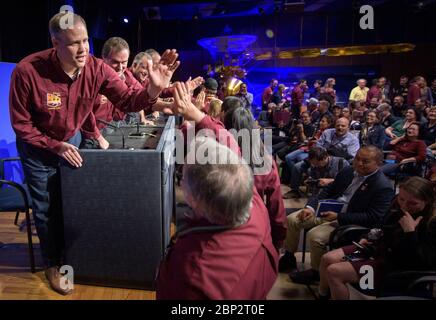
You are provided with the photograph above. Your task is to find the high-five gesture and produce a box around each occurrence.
[147,49,180,99]
[173,82,205,123]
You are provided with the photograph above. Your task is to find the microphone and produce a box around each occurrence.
[97,118,126,149]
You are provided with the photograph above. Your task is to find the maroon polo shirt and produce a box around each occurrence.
[407,84,421,107]
[262,86,273,106]
[393,138,427,163]
[254,159,287,250]
[9,48,153,153]
[291,84,304,107]
[156,190,278,300]
[366,86,382,105]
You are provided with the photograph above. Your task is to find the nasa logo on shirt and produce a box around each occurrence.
[47,92,62,110]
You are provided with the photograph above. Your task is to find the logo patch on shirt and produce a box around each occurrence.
[47,93,62,110]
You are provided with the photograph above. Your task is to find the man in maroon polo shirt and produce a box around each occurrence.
[9,12,179,295]
[156,82,278,300]
[291,79,308,119]
[81,37,146,148]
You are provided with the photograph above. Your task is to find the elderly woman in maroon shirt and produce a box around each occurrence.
[381,122,427,175]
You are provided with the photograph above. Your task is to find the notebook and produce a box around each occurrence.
[315,199,345,217]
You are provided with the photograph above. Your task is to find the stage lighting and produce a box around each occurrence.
[266,29,274,38]
[123,18,129,23]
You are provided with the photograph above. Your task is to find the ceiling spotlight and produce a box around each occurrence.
[123,18,129,23]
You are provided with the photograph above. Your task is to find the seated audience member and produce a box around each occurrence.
[378,103,400,128]
[284,117,359,199]
[332,105,343,121]
[158,82,279,299]
[368,97,380,110]
[235,82,254,110]
[407,76,425,107]
[316,117,360,161]
[224,107,286,250]
[257,103,274,128]
[341,107,351,122]
[218,96,242,122]
[422,106,436,150]
[282,114,333,163]
[306,98,320,123]
[350,110,363,131]
[279,146,394,284]
[273,112,316,159]
[385,107,420,139]
[302,147,350,196]
[208,99,223,119]
[392,95,407,118]
[359,110,386,149]
[318,176,436,300]
[414,99,429,125]
[382,122,427,176]
[315,99,333,126]
[391,75,409,102]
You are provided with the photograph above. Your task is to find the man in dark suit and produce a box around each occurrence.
[279,146,395,284]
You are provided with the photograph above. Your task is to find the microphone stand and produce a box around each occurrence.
[97,118,126,149]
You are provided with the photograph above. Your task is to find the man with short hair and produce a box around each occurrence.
[392,95,407,117]
[349,79,369,102]
[291,79,308,119]
[366,76,390,106]
[279,146,394,284]
[392,75,409,101]
[9,12,179,294]
[316,99,333,125]
[81,37,144,147]
[407,76,425,107]
[157,83,278,299]
[378,103,400,128]
[235,82,254,109]
[316,117,360,161]
[309,80,323,100]
[284,117,359,199]
[130,51,152,86]
[262,79,278,110]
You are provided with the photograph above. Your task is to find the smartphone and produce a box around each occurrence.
[352,241,365,250]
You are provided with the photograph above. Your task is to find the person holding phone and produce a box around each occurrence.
[318,176,436,299]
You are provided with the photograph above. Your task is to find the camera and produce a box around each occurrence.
[305,178,319,186]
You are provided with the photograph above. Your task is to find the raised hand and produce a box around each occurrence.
[57,142,83,168]
[194,90,206,110]
[173,82,204,123]
[146,49,180,99]
[186,76,204,93]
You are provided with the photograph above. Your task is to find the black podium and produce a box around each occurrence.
[60,117,175,290]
